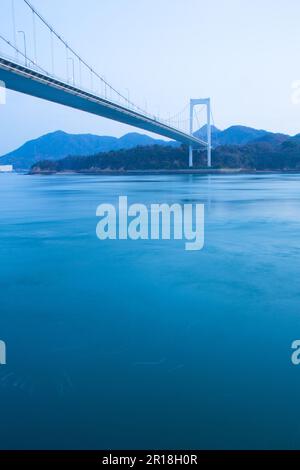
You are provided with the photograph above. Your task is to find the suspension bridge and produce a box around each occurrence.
[0,0,212,167]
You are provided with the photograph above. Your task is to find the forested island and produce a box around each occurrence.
[30,139,300,174]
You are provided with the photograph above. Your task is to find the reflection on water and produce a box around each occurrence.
[1,172,300,449]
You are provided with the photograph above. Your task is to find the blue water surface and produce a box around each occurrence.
[1,172,300,449]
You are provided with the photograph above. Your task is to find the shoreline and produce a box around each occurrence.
[27,168,300,176]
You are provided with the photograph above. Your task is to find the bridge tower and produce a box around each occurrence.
[189,98,211,168]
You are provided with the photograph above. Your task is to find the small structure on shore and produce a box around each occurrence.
[0,165,13,172]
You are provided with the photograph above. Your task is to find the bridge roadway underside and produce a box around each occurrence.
[0,58,203,148]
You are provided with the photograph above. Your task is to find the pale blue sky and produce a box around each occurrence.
[0,0,300,154]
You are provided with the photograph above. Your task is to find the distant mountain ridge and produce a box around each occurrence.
[0,131,176,169]
[0,125,293,169]
[194,125,289,147]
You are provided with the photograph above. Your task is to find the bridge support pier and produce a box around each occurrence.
[189,145,193,167]
[189,98,211,168]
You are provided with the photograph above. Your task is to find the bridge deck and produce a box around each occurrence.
[0,57,205,147]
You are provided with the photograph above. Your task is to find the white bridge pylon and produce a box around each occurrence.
[189,98,211,168]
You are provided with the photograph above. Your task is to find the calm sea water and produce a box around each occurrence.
[1,172,300,449]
